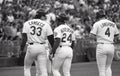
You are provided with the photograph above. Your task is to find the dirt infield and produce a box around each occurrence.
[0,61,119,76]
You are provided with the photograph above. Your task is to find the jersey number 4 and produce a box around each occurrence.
[105,27,110,37]
[30,26,42,36]
[62,33,72,43]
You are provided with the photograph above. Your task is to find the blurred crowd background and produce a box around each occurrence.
[0,0,120,63]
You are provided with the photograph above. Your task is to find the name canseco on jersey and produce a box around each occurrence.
[22,19,53,44]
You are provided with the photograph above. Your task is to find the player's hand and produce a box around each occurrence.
[49,53,54,61]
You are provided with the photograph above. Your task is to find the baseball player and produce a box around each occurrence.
[90,10,119,76]
[50,13,75,76]
[20,9,54,76]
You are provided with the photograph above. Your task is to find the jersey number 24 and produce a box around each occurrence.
[62,33,72,43]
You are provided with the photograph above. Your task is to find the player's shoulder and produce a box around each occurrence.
[54,25,61,31]
[93,19,106,26]
[101,19,116,26]
[54,24,64,32]
[99,19,113,23]
[106,19,115,24]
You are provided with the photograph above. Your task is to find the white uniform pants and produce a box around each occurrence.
[24,44,48,76]
[52,46,73,76]
[35,49,52,76]
[96,43,114,76]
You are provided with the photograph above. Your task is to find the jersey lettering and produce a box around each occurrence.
[30,26,42,36]
[105,27,110,37]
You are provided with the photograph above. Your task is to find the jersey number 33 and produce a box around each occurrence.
[30,26,42,36]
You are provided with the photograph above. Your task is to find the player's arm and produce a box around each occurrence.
[20,22,28,52]
[114,34,119,43]
[71,32,75,49]
[46,23,55,48]
[20,33,27,51]
[89,33,96,40]
[47,34,54,48]
[89,23,98,40]
[71,41,75,49]
[114,25,120,43]
[50,28,61,57]
[50,38,60,56]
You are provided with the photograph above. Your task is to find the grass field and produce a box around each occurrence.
[0,61,119,76]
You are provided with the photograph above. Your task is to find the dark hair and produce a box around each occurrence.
[34,9,46,19]
[57,13,69,23]
[96,10,106,19]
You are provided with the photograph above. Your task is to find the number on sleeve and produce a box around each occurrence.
[105,28,110,37]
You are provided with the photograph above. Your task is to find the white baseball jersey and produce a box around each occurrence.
[22,19,53,44]
[90,19,119,43]
[54,24,75,46]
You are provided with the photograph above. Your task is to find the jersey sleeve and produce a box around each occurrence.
[90,23,98,35]
[46,24,53,36]
[114,25,119,35]
[22,22,28,33]
[54,27,62,39]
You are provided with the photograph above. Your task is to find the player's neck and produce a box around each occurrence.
[98,17,106,21]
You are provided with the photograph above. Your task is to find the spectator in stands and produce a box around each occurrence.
[54,0,62,9]
[46,7,56,25]
[10,23,18,40]
[74,25,82,40]
[3,22,12,40]
[7,11,15,23]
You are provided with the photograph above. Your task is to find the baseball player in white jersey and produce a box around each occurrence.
[50,13,75,76]
[20,9,54,76]
[90,10,119,76]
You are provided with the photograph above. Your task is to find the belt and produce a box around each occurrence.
[59,45,71,47]
[29,42,45,45]
[97,42,113,44]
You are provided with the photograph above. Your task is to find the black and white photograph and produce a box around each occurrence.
[0,0,120,76]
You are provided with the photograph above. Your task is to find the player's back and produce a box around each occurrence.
[95,19,118,43]
[23,19,53,44]
[54,24,74,46]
